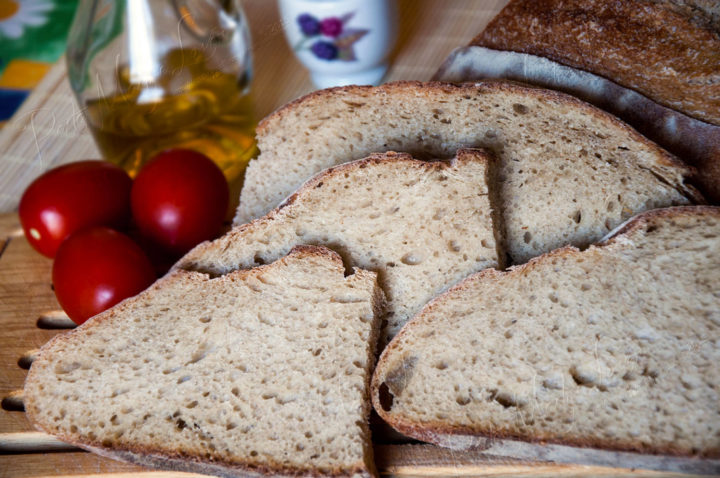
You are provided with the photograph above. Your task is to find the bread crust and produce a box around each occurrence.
[371,206,720,459]
[24,245,378,478]
[471,0,720,126]
[253,80,702,204]
[275,148,494,215]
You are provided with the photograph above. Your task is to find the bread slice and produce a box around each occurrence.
[237,81,701,264]
[471,0,720,126]
[371,206,720,458]
[24,246,385,478]
[179,149,500,342]
[433,46,720,203]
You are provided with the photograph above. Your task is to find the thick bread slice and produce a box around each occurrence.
[237,81,700,264]
[24,246,384,478]
[371,206,720,458]
[179,150,499,342]
[433,46,720,203]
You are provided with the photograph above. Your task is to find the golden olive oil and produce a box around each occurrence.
[83,49,256,183]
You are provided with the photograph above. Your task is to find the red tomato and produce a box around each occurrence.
[131,149,229,256]
[19,161,132,258]
[52,227,156,325]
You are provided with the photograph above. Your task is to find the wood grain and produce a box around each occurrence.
[0,452,148,477]
[0,218,65,436]
[0,431,75,453]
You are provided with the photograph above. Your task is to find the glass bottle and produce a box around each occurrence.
[66,0,256,183]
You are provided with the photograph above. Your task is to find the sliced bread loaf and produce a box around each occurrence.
[24,246,384,478]
[237,81,701,264]
[179,149,500,342]
[371,206,720,458]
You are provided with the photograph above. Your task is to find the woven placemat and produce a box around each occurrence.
[0,0,508,213]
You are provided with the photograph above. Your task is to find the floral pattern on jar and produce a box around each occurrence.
[294,11,369,61]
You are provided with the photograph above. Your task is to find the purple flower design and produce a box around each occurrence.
[297,13,320,36]
[311,41,338,60]
[320,17,343,37]
[294,11,369,62]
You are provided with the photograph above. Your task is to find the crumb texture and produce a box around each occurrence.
[372,207,720,457]
[432,45,720,204]
[181,151,498,342]
[238,82,696,264]
[25,247,381,477]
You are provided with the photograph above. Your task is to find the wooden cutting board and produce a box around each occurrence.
[0,213,717,477]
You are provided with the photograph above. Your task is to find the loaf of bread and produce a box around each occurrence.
[371,206,720,459]
[237,81,701,264]
[24,246,384,477]
[180,150,500,342]
[471,0,720,126]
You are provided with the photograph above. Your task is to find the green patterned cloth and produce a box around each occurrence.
[0,0,78,123]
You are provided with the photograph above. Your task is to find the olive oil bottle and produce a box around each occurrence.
[67,1,256,184]
[83,49,256,182]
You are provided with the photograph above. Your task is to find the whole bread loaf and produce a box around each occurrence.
[24,246,384,478]
[371,206,720,459]
[180,150,500,343]
[471,0,720,126]
[238,81,701,264]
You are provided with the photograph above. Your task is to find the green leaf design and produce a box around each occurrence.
[334,28,368,50]
[337,46,357,62]
[293,36,313,52]
[339,12,355,24]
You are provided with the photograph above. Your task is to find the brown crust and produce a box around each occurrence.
[254,80,699,201]
[471,0,720,125]
[371,205,720,459]
[24,245,377,478]
[275,148,494,211]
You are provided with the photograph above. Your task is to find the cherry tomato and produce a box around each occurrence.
[19,161,132,258]
[131,149,229,256]
[52,227,156,325]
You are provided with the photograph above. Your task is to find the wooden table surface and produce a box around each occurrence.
[0,1,714,477]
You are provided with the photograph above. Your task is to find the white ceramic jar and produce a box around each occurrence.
[278,0,397,88]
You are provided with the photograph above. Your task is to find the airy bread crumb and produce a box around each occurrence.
[372,206,720,458]
[238,81,699,264]
[180,150,499,342]
[25,246,384,478]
